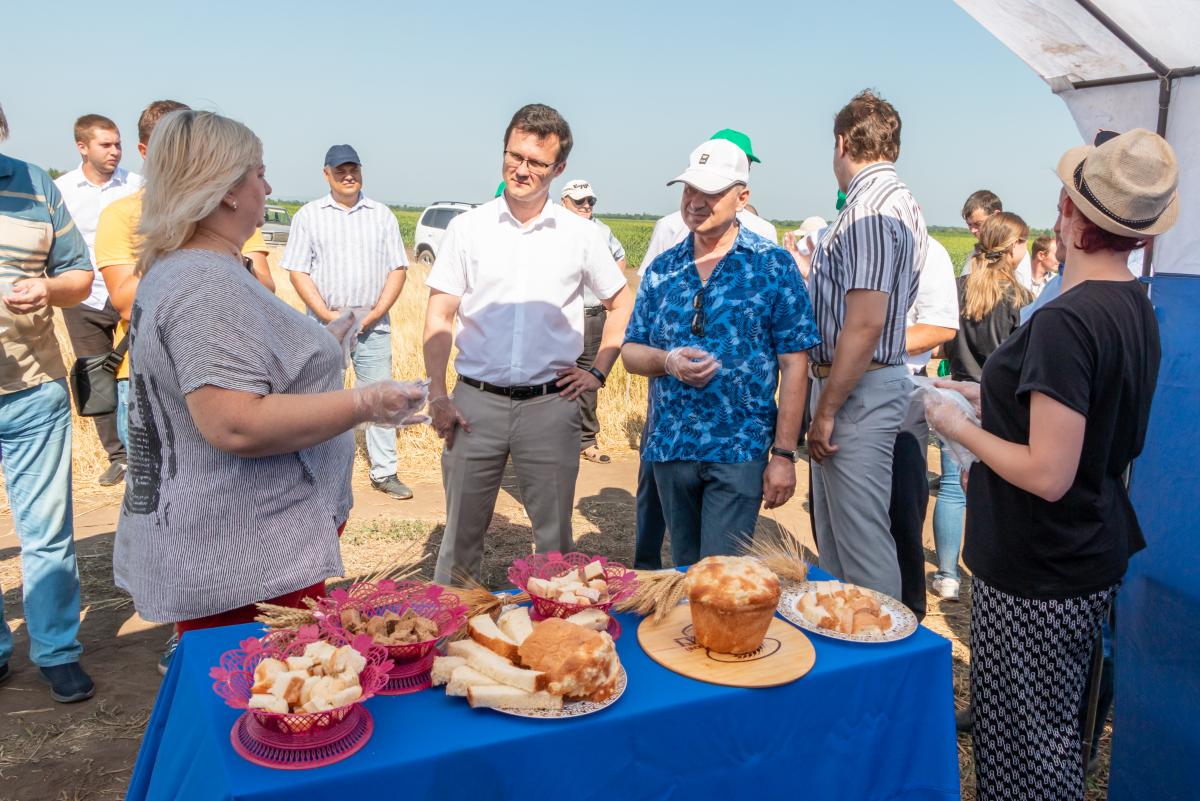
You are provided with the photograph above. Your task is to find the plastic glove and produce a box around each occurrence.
[352,379,431,428]
[664,346,720,388]
[923,392,970,441]
[325,308,371,366]
[908,375,979,470]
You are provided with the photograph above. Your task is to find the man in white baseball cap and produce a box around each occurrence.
[560,179,627,464]
[622,139,820,566]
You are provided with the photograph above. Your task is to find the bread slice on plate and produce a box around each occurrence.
[446,664,494,697]
[431,656,467,687]
[565,608,609,632]
[446,639,548,693]
[497,607,534,646]
[467,684,563,711]
[468,614,521,662]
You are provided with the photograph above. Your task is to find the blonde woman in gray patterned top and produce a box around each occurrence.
[113,111,426,648]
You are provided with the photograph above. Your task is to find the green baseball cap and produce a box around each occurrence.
[710,128,761,164]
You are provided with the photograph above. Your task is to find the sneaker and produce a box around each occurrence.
[955,705,974,733]
[371,475,413,501]
[98,461,127,487]
[38,662,95,703]
[932,576,961,601]
[158,632,179,676]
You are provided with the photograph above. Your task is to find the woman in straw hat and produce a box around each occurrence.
[925,128,1178,800]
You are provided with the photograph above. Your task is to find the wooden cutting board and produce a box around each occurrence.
[637,603,815,688]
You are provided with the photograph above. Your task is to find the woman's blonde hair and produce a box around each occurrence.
[136,110,262,275]
[962,212,1033,322]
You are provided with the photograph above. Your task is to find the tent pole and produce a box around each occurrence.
[1072,0,1171,75]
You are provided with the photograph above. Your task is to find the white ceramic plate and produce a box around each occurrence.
[777,581,917,644]
[491,666,627,719]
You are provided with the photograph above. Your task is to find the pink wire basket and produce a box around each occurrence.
[209,624,392,736]
[507,552,638,620]
[312,580,467,664]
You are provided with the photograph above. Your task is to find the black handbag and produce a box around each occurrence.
[69,335,129,417]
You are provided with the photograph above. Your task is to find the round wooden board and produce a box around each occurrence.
[636,603,815,688]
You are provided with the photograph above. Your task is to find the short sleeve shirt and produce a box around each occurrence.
[964,279,1159,599]
[0,154,92,394]
[905,237,959,372]
[582,217,625,306]
[943,275,1024,382]
[54,165,143,310]
[638,209,778,277]
[625,227,821,463]
[114,248,354,622]
[280,194,407,330]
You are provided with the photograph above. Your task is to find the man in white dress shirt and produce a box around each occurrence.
[960,189,1032,290]
[54,114,142,486]
[423,104,634,583]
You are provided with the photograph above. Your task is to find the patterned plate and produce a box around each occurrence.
[491,666,627,719]
[777,581,917,644]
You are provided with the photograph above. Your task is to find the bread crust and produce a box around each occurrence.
[518,618,619,702]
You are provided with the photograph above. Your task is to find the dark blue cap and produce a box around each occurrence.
[324,144,361,168]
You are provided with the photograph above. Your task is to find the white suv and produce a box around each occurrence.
[414,201,477,265]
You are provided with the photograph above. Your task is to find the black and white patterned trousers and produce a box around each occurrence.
[970,577,1116,801]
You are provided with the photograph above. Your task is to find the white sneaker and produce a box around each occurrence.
[932,576,960,601]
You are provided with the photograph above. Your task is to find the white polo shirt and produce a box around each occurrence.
[428,196,627,386]
[54,165,143,310]
[637,209,778,276]
[906,237,960,372]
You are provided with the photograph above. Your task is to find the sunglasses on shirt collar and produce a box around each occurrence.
[691,288,706,337]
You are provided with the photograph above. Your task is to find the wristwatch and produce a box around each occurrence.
[587,367,607,387]
[770,446,801,463]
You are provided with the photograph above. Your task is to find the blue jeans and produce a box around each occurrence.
[352,326,397,481]
[116,378,129,451]
[932,443,965,581]
[653,455,767,567]
[0,379,82,667]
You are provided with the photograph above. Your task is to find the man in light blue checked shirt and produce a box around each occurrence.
[282,144,412,500]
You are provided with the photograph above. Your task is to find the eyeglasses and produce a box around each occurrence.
[691,288,706,337]
[570,197,596,207]
[503,150,557,175]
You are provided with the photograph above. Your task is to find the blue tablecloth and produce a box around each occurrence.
[127,586,959,800]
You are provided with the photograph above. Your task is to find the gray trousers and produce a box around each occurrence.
[810,365,910,598]
[433,382,581,584]
[575,306,606,448]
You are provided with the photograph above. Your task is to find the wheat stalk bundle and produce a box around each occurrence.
[614,569,687,623]
[734,530,809,583]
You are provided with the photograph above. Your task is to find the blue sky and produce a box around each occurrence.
[3,0,1084,227]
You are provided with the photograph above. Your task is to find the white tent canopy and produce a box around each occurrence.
[954,0,1200,275]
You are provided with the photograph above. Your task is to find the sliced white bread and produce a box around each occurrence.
[497,607,534,646]
[467,684,563,711]
[445,665,494,697]
[565,608,609,632]
[431,656,467,687]
[447,639,548,693]
[468,614,521,662]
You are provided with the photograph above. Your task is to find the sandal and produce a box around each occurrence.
[581,446,611,464]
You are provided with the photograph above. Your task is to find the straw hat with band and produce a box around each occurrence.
[1055,128,1179,238]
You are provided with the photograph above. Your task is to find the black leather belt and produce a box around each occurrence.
[584,305,606,316]
[458,375,562,400]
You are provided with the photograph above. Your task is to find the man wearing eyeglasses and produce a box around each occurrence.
[622,139,820,565]
[424,104,634,584]
[560,179,626,464]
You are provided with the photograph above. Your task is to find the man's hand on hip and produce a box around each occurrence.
[430,395,471,448]
[762,457,796,509]
[807,412,840,463]
[555,367,600,400]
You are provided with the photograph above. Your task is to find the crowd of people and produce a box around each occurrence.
[0,89,1179,799]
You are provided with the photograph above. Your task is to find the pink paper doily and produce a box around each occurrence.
[209,624,392,736]
[508,552,638,620]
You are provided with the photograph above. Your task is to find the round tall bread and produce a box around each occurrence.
[684,556,781,655]
[518,618,621,702]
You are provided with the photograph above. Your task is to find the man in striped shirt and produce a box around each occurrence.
[282,145,411,500]
[797,90,928,600]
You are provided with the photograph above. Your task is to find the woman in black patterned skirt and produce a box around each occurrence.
[924,128,1178,801]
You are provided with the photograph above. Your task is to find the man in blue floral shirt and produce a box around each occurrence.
[623,139,820,565]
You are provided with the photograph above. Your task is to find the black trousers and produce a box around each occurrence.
[61,299,125,465]
[888,431,929,620]
[575,306,606,449]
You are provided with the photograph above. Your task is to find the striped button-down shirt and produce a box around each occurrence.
[281,193,407,330]
[809,163,927,365]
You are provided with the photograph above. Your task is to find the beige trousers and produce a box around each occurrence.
[433,383,581,584]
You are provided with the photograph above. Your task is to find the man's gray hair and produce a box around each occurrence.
[0,103,8,143]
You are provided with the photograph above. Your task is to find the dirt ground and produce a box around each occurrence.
[0,446,1112,801]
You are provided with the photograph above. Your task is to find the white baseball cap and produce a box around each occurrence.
[796,216,827,238]
[667,139,750,194]
[561,179,596,201]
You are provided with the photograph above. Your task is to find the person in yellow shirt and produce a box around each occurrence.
[95,100,275,459]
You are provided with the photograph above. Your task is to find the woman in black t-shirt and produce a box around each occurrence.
[925,129,1178,801]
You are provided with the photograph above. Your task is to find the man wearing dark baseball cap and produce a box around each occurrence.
[282,144,413,500]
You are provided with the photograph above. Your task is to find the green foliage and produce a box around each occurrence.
[47,167,64,180]
[600,216,655,272]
